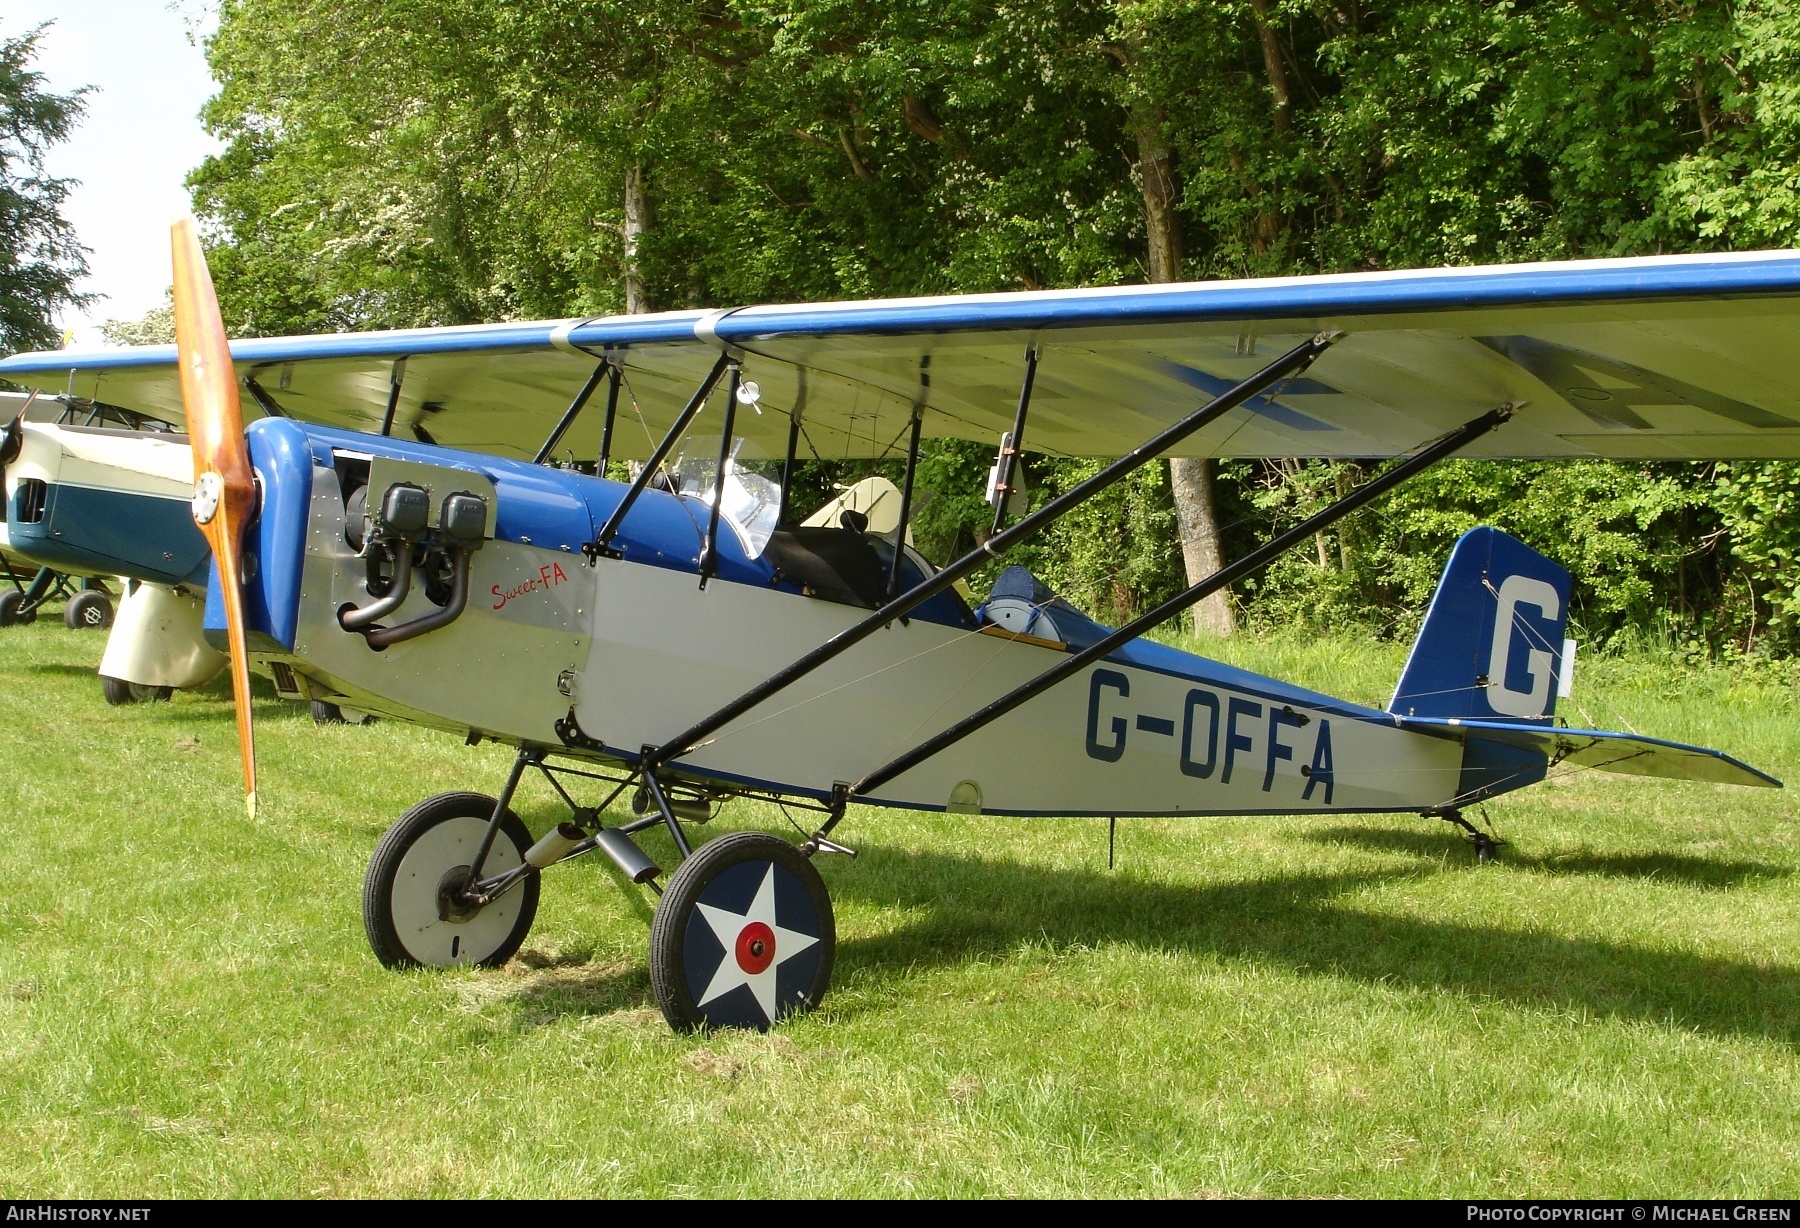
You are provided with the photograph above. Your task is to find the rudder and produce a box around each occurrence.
[1390,527,1572,724]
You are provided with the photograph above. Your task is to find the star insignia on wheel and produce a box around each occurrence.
[694,864,820,1025]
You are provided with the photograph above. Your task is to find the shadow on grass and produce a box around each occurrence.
[489,953,651,1025]
[25,663,101,679]
[26,662,296,709]
[822,843,1800,1046]
[1303,825,1792,889]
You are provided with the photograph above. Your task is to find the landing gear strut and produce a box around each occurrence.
[359,747,841,1032]
[1435,808,1504,862]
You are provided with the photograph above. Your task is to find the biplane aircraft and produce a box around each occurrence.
[0,226,1790,1031]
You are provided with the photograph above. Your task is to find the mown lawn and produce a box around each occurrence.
[0,614,1795,1197]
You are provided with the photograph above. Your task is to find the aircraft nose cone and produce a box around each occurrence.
[735,921,775,974]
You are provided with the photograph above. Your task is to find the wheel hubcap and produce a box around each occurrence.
[686,862,822,1026]
[735,921,775,974]
[436,865,481,923]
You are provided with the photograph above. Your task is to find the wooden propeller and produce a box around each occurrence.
[171,218,258,817]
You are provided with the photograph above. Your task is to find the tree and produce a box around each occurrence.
[100,294,175,346]
[191,0,1800,652]
[0,21,89,355]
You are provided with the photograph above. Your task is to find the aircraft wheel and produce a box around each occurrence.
[312,700,376,726]
[101,675,172,705]
[648,830,834,1032]
[64,590,114,630]
[0,590,34,626]
[363,791,539,970]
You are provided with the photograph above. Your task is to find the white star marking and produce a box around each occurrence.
[694,864,820,1025]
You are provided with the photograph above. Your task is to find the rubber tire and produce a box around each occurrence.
[312,700,376,726]
[649,830,835,1033]
[101,675,172,705]
[64,590,114,630]
[0,590,33,626]
[363,791,540,970]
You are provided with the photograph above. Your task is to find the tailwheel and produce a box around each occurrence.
[649,830,835,1032]
[363,791,539,969]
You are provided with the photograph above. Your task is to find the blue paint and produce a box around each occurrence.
[1302,720,1335,804]
[1222,697,1261,784]
[1162,362,1338,431]
[1390,527,1571,724]
[1180,690,1220,779]
[1085,670,1130,761]
[7,482,207,585]
[1264,706,1304,791]
[1454,736,1548,802]
[247,418,316,650]
[6,253,1800,381]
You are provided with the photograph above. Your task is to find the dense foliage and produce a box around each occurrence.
[190,0,1800,652]
[0,21,89,355]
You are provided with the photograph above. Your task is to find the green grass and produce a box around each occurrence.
[1,614,1797,1196]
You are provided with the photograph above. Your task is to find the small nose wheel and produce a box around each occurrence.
[648,831,835,1032]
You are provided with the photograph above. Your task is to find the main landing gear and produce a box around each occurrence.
[363,791,540,968]
[360,748,840,1032]
[0,568,109,629]
[649,831,834,1031]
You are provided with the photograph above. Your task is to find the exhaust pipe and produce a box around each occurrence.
[339,543,414,629]
[524,821,587,869]
[595,828,661,883]
[364,547,470,648]
[631,783,713,824]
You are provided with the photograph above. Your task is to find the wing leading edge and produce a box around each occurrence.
[6,249,1800,463]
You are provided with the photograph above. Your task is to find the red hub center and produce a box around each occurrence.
[735,921,776,974]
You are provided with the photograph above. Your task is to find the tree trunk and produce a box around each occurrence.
[1131,102,1237,637]
[1246,0,1292,134]
[622,163,650,315]
[1134,102,1182,283]
[1170,454,1235,636]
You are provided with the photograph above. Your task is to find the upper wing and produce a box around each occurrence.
[7,250,1800,462]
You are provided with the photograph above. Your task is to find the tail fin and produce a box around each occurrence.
[1390,527,1573,724]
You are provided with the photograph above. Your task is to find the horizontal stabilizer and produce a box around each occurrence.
[1399,716,1781,789]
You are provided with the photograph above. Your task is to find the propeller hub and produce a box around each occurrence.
[192,471,224,526]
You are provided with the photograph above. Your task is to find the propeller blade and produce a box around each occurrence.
[170,218,259,818]
[0,390,38,468]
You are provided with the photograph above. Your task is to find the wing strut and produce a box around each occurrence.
[990,346,1037,533]
[698,363,742,587]
[587,352,732,556]
[634,330,1340,786]
[887,407,925,600]
[826,403,1514,831]
[378,359,406,436]
[596,362,623,473]
[534,361,611,465]
[777,408,801,526]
